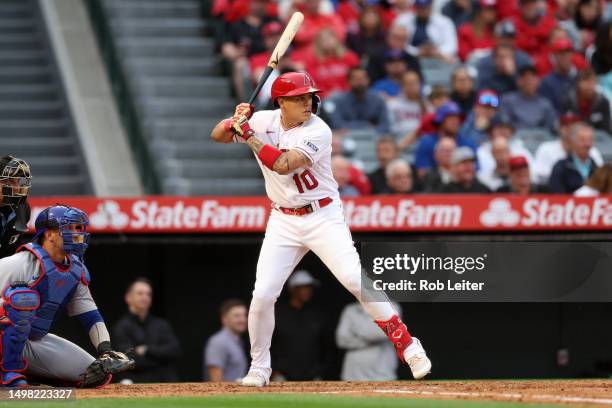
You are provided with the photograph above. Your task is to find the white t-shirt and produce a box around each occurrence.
[236,110,339,208]
[386,96,422,139]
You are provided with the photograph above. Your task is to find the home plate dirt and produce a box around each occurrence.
[77,379,612,406]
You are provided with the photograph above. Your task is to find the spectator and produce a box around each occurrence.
[272,270,328,381]
[331,134,372,195]
[442,0,477,29]
[512,0,558,58]
[417,85,451,137]
[414,102,477,178]
[346,7,386,59]
[387,70,426,146]
[476,44,520,95]
[204,299,248,382]
[291,0,347,52]
[327,67,390,135]
[534,28,589,77]
[460,89,499,146]
[368,137,400,194]
[534,112,604,184]
[383,158,415,194]
[591,22,612,75]
[112,278,181,383]
[394,0,458,63]
[423,137,457,192]
[549,122,599,193]
[539,38,583,113]
[219,0,277,23]
[564,68,611,132]
[336,302,400,381]
[366,24,422,83]
[443,147,491,193]
[474,20,533,84]
[457,0,497,62]
[294,28,360,96]
[500,65,558,131]
[450,66,477,114]
[476,117,536,186]
[574,163,612,196]
[372,50,409,98]
[222,0,274,101]
[477,136,510,191]
[573,0,602,50]
[497,156,548,194]
[332,155,361,197]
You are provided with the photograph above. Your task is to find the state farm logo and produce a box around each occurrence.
[89,200,129,229]
[480,198,520,227]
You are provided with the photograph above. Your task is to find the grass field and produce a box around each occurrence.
[2,380,611,408]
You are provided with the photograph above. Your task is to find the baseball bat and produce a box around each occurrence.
[247,12,304,105]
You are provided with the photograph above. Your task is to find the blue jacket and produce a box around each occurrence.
[539,70,576,113]
[549,155,597,193]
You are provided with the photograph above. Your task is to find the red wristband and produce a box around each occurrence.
[223,119,232,133]
[258,144,283,170]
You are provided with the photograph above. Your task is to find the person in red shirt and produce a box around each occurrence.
[219,0,278,23]
[457,0,498,62]
[292,28,360,96]
[291,0,347,51]
[534,28,589,77]
[511,0,558,58]
[331,134,372,195]
[249,22,284,80]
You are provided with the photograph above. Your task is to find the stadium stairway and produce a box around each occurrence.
[101,0,265,196]
[0,0,91,195]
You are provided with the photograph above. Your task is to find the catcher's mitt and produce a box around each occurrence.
[79,350,135,387]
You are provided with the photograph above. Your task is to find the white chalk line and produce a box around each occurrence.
[318,388,612,405]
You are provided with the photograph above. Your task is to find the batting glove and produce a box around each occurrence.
[231,115,255,140]
[234,103,255,120]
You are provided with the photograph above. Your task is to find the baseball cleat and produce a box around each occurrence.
[403,337,432,380]
[240,368,271,387]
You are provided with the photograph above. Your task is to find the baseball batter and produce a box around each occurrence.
[0,205,133,387]
[211,72,431,387]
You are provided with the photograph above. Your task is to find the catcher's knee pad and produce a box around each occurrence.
[0,282,39,383]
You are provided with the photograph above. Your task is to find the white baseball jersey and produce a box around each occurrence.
[236,110,340,208]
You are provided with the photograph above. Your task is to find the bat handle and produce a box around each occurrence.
[248,66,274,105]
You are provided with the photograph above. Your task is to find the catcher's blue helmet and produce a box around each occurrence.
[33,205,90,256]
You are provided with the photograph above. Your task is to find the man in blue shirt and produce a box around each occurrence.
[372,50,409,98]
[327,67,390,135]
[539,38,579,114]
[414,101,477,179]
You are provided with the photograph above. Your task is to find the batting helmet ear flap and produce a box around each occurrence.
[312,94,321,114]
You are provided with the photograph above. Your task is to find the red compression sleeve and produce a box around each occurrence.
[258,145,283,170]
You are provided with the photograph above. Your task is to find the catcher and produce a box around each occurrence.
[0,204,133,387]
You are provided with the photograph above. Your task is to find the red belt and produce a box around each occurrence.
[275,197,333,216]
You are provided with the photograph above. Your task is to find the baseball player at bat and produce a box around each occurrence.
[0,205,133,387]
[210,72,432,387]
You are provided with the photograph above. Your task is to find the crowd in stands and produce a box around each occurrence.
[213,0,612,196]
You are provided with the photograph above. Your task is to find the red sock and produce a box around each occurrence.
[375,315,413,363]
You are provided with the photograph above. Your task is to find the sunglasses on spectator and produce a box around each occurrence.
[478,94,499,108]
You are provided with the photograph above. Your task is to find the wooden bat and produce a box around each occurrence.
[247,12,304,105]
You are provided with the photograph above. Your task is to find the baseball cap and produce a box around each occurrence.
[551,38,573,53]
[384,49,405,62]
[476,90,499,108]
[434,101,462,124]
[518,64,538,76]
[479,0,497,7]
[262,21,283,37]
[559,111,581,126]
[494,20,516,38]
[451,146,476,165]
[287,270,319,288]
[509,156,529,171]
[414,0,432,6]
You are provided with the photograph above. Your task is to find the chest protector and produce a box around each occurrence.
[17,243,90,340]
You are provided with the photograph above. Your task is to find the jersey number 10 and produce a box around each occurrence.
[293,170,319,193]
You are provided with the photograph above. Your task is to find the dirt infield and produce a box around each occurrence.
[77,379,612,406]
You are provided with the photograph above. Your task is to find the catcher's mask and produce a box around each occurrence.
[0,156,31,207]
[33,204,91,257]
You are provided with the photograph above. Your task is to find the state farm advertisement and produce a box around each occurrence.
[27,195,612,233]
